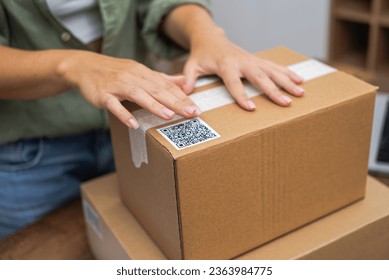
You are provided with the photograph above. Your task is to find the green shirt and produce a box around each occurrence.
[0,0,210,144]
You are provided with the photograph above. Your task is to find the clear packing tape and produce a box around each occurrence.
[129,59,337,168]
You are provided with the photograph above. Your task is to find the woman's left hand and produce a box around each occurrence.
[182,28,305,111]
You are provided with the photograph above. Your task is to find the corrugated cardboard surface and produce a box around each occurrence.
[109,115,181,259]
[110,47,377,259]
[174,93,373,259]
[239,176,389,260]
[81,174,389,260]
[82,173,165,260]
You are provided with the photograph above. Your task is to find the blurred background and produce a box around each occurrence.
[211,0,330,60]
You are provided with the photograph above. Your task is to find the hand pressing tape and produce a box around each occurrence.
[129,59,336,168]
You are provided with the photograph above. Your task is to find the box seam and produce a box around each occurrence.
[173,159,185,260]
[145,136,185,259]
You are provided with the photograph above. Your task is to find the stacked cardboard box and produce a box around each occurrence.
[106,47,377,259]
[81,174,389,260]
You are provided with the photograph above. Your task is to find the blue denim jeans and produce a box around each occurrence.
[0,130,115,240]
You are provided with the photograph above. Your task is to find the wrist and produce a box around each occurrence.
[55,49,87,88]
[163,4,224,50]
[189,25,226,48]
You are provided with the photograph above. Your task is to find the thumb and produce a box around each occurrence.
[161,73,186,91]
[183,61,200,94]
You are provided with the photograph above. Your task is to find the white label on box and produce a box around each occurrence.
[82,199,103,240]
[129,59,337,168]
[157,117,220,150]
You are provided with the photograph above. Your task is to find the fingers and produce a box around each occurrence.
[103,72,202,129]
[161,73,186,92]
[103,95,140,129]
[147,73,202,117]
[138,82,201,118]
[79,56,202,126]
[267,69,305,97]
[244,68,293,107]
[266,60,304,84]
[220,68,256,111]
[254,60,304,98]
[183,52,304,109]
[285,68,304,84]
[104,82,201,130]
[183,60,201,94]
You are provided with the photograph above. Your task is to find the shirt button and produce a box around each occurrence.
[60,32,72,42]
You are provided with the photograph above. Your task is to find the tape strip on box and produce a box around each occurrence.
[129,59,336,168]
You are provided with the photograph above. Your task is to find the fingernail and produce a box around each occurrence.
[281,95,292,105]
[184,105,201,116]
[246,100,256,110]
[194,106,202,116]
[295,75,304,82]
[294,86,305,95]
[184,83,193,95]
[129,118,140,129]
[162,108,175,118]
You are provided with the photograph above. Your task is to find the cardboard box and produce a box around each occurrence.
[81,174,389,260]
[109,47,376,259]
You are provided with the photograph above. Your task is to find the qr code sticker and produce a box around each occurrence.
[157,118,220,150]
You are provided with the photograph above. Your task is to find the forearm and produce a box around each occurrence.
[162,4,225,51]
[0,45,75,99]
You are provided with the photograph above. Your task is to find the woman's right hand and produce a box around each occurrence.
[58,50,201,129]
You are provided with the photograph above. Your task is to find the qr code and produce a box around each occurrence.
[157,118,220,150]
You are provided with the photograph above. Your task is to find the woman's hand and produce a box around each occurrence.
[163,4,305,111]
[183,29,305,111]
[58,51,201,129]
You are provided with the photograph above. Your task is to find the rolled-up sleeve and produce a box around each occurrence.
[140,0,211,59]
[0,3,9,46]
